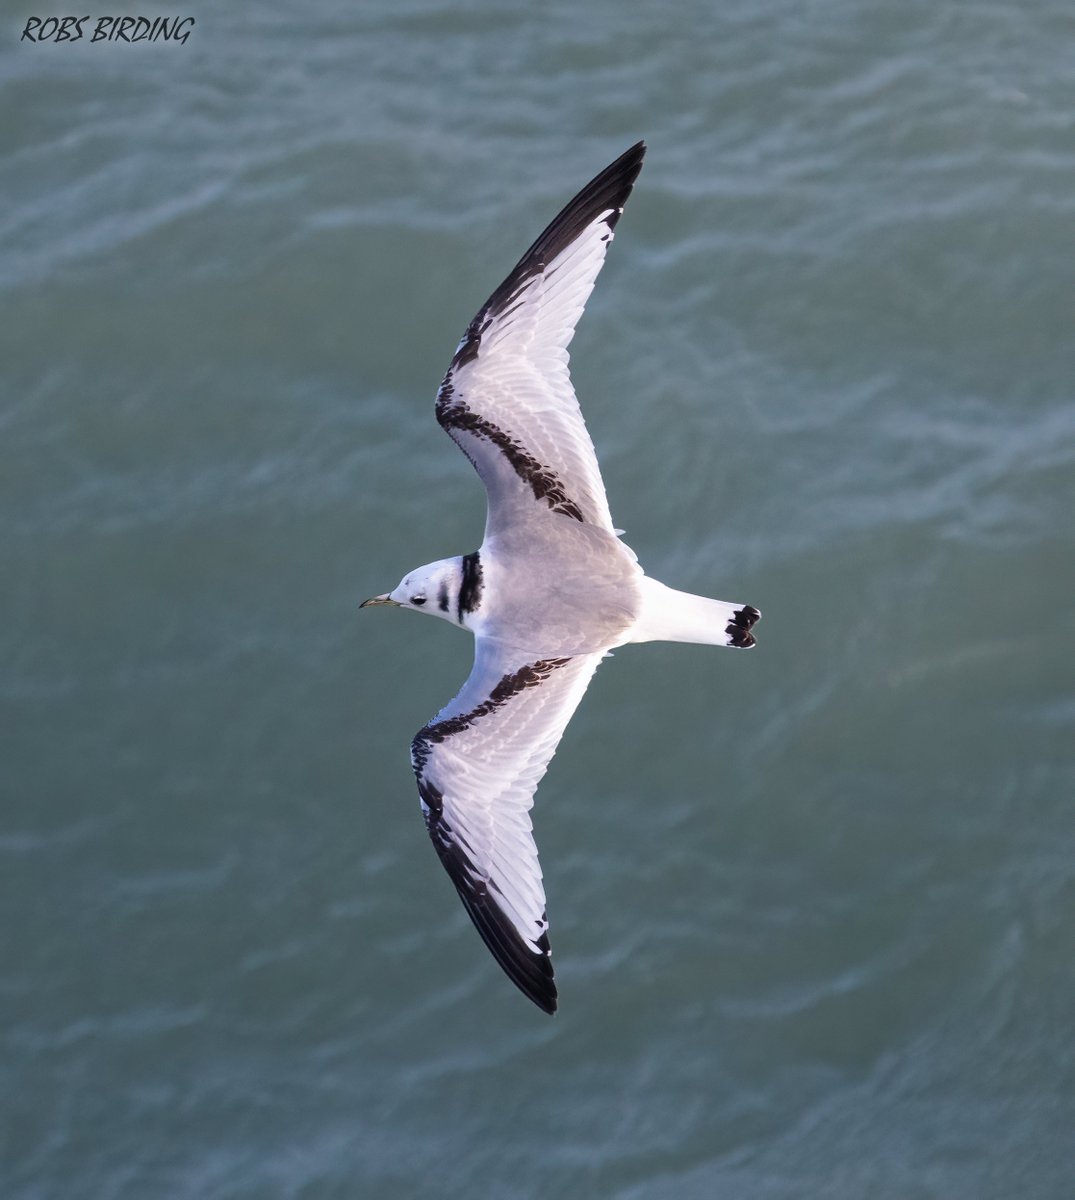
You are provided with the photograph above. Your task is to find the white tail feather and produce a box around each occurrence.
[628,576,760,648]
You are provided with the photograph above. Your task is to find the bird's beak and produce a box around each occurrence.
[360,593,399,608]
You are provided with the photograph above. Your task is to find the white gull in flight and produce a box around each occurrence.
[362,142,761,1014]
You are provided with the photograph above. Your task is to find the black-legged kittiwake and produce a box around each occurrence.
[362,142,761,1014]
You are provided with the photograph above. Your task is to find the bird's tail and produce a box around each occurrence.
[628,576,761,648]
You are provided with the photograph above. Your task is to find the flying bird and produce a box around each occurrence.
[362,142,760,1014]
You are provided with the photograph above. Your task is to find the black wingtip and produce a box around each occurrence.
[480,141,647,319]
[601,139,647,181]
[446,141,648,378]
[527,139,647,255]
[542,139,646,245]
[418,775,559,1015]
[455,886,559,1015]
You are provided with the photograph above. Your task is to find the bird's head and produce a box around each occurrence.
[360,557,466,625]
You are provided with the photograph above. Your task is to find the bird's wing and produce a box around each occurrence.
[410,637,607,1013]
[435,142,646,537]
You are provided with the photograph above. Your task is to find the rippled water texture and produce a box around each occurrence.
[3,2,1073,1197]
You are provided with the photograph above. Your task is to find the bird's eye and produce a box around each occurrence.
[412,595,426,606]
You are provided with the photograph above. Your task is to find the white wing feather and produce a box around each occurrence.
[411,639,605,1013]
[436,143,646,536]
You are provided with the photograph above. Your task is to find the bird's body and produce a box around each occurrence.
[479,518,637,654]
[363,142,760,1014]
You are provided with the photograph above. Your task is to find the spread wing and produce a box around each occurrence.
[435,142,646,537]
[410,638,606,1013]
